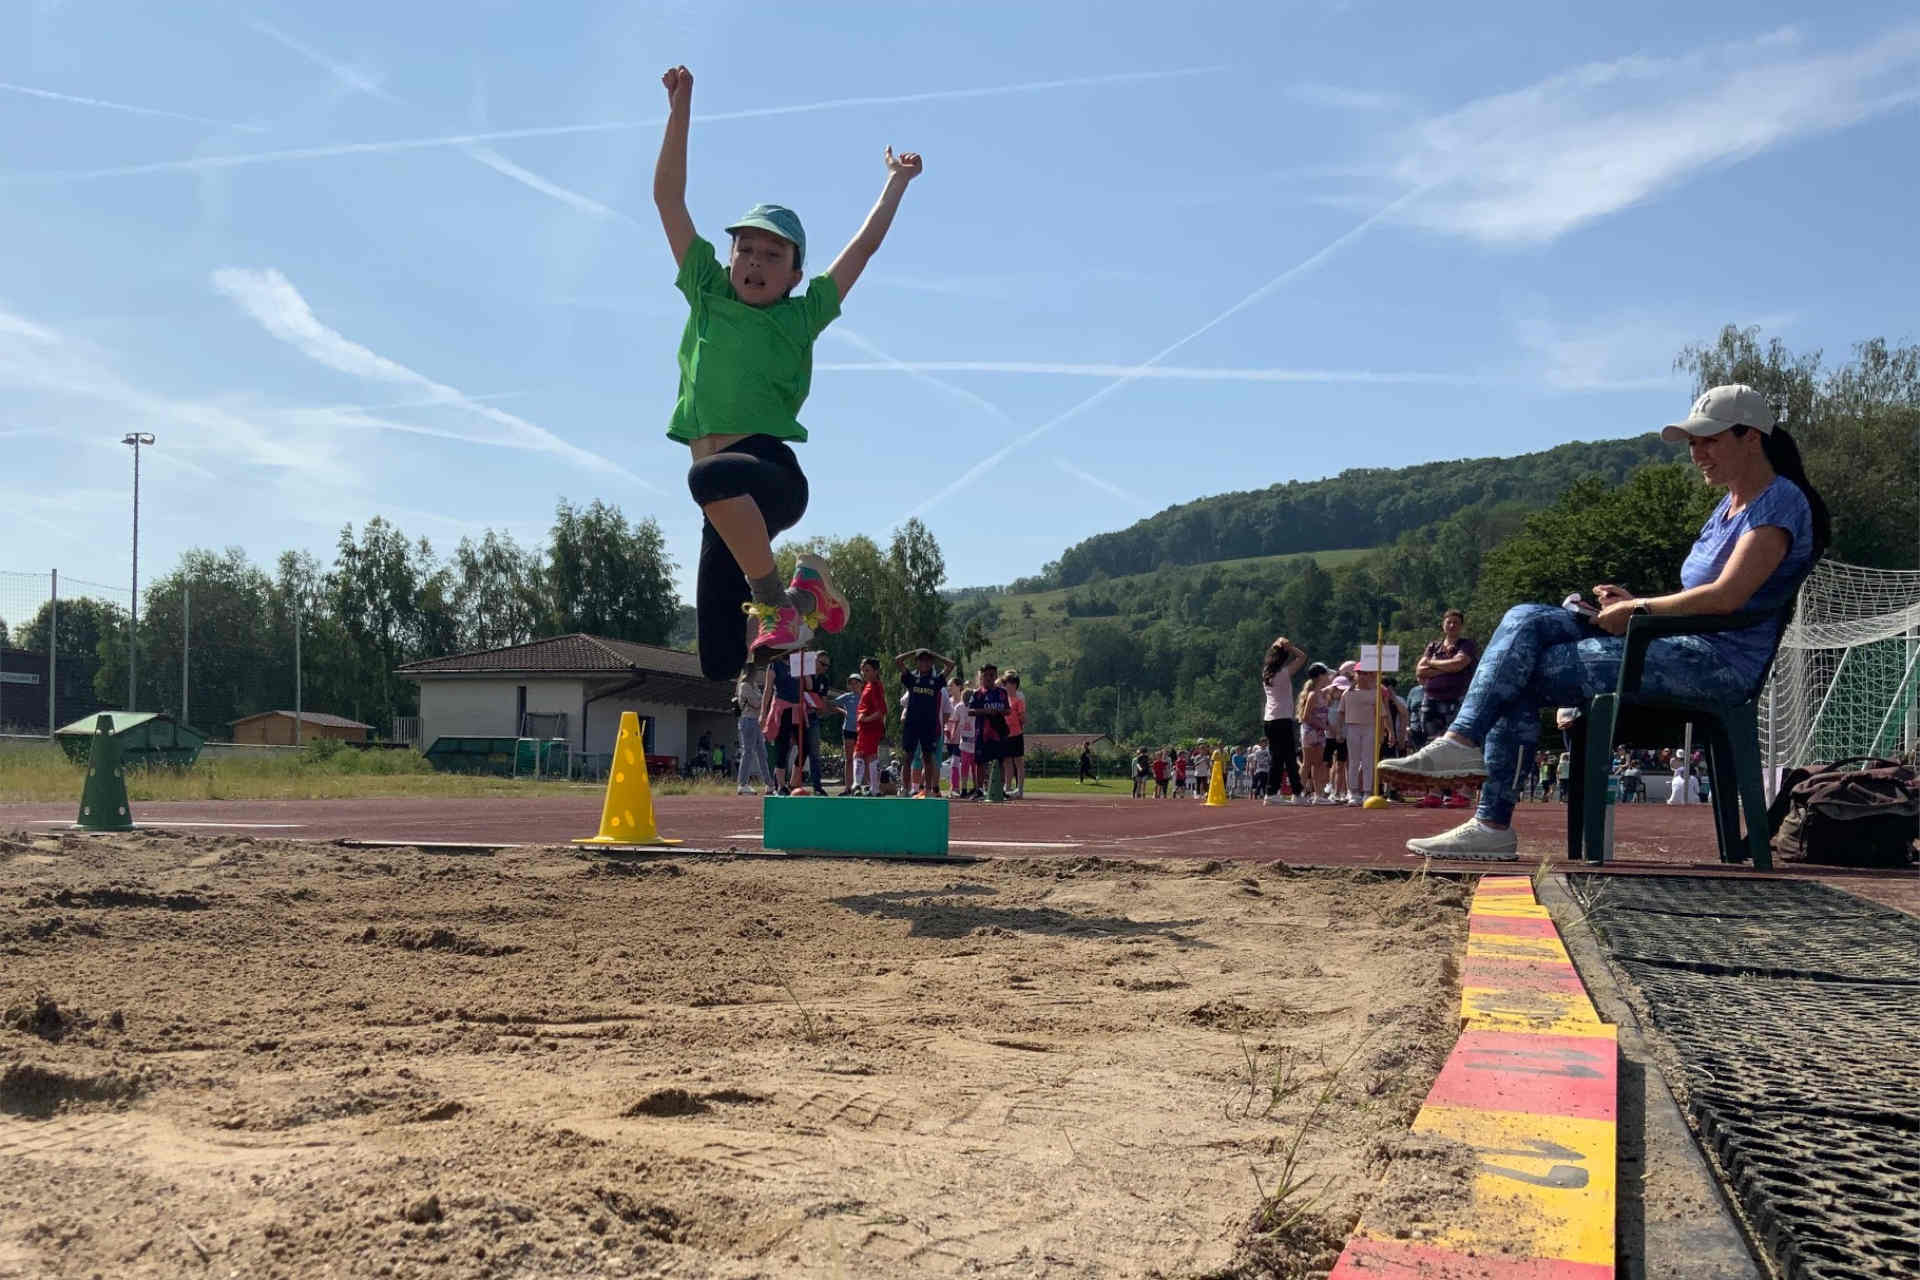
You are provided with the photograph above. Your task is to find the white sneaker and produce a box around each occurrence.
[1288,794,1300,806]
[1405,818,1519,861]
[1380,737,1488,783]
[1347,796,1364,807]
[736,785,752,795]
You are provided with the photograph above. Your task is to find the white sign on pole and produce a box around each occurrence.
[1358,644,1401,673]
[789,650,820,676]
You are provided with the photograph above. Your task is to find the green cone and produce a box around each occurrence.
[76,714,134,832]
[986,759,1006,804]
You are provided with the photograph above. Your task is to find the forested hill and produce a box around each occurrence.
[1034,433,1675,589]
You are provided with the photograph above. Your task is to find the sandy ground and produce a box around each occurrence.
[0,828,1467,1279]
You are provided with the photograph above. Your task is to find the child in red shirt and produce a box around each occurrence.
[852,657,887,794]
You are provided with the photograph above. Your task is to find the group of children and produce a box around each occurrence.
[1127,743,1275,800]
[737,648,1031,800]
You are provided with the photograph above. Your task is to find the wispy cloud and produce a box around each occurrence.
[0,302,340,482]
[1288,82,1405,112]
[819,359,1502,386]
[904,182,1433,519]
[1512,302,1760,393]
[210,267,656,488]
[1054,458,1152,509]
[6,66,1224,184]
[0,79,266,131]
[1389,25,1920,244]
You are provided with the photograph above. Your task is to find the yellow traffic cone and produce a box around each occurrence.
[1205,748,1229,807]
[574,712,681,846]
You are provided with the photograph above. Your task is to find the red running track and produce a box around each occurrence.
[2,792,1912,913]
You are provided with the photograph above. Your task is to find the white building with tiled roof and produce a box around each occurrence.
[395,634,736,768]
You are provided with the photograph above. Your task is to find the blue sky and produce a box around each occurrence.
[3,1,1916,617]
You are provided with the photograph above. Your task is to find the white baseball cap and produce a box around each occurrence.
[1662,384,1775,443]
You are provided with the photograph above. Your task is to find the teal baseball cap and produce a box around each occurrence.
[724,203,806,269]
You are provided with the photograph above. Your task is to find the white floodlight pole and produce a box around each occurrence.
[122,433,156,710]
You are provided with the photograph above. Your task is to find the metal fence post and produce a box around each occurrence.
[294,590,302,747]
[48,568,57,738]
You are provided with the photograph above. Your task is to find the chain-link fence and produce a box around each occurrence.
[0,570,132,737]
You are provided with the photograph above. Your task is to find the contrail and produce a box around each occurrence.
[827,328,1017,424]
[242,15,641,224]
[819,360,1502,386]
[461,145,644,225]
[4,66,1222,184]
[0,79,265,131]
[1055,458,1152,508]
[903,182,1437,520]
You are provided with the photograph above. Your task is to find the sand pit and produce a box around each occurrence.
[0,829,1468,1278]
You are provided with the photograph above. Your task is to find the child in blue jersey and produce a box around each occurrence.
[654,65,924,679]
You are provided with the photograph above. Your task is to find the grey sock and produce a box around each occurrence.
[747,570,812,615]
[748,570,786,607]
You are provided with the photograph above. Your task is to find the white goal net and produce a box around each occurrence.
[1759,559,1920,789]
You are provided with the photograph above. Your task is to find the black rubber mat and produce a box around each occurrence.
[1570,874,1905,921]
[1597,913,1920,984]
[1569,875,1920,1280]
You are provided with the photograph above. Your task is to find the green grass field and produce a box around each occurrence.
[0,741,736,804]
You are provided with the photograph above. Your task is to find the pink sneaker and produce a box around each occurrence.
[789,554,848,634]
[746,603,814,657]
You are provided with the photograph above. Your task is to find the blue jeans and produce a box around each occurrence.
[736,715,767,786]
[1451,605,1750,827]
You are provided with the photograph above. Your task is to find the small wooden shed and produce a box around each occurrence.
[228,710,372,746]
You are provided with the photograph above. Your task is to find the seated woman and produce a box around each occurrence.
[1381,384,1828,859]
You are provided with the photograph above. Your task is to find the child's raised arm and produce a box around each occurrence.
[653,66,698,266]
[828,147,923,301]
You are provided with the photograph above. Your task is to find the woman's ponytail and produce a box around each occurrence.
[1763,428,1831,560]
[1262,643,1290,684]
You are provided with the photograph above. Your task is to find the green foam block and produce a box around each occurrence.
[761,795,950,857]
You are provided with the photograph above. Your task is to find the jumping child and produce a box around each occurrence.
[654,65,923,678]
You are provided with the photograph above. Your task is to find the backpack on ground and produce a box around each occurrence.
[1765,756,1918,868]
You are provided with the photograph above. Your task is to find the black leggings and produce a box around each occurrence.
[1262,717,1304,797]
[687,435,809,680]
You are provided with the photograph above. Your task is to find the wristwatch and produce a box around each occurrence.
[1632,600,1652,616]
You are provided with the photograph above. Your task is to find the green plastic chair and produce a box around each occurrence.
[1565,577,1809,870]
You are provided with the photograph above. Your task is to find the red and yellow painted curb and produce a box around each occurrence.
[1330,876,1616,1278]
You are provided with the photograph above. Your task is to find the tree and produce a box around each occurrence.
[1472,465,1716,623]
[15,596,122,668]
[138,548,275,732]
[272,550,358,726]
[452,530,546,652]
[887,518,949,651]
[331,517,422,734]
[547,500,679,643]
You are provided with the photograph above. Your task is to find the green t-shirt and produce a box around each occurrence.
[667,234,842,444]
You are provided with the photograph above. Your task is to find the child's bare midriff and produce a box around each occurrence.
[688,433,751,460]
